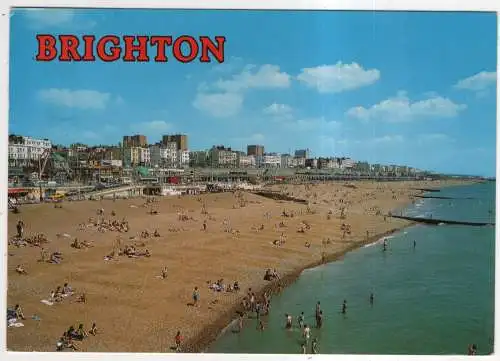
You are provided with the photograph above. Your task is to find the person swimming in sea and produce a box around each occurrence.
[316,311,323,328]
[298,311,305,329]
[341,300,347,314]
[413,240,416,249]
[315,301,321,320]
[303,324,311,344]
[370,293,374,306]
[285,314,293,329]
[311,338,319,354]
[468,344,477,355]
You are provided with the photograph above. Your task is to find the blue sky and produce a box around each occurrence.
[9,8,498,176]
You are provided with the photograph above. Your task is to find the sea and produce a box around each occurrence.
[208,181,495,355]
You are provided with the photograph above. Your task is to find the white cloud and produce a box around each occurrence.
[114,96,125,106]
[346,91,466,122]
[131,120,172,133]
[215,64,291,92]
[372,135,404,143]
[263,103,293,116]
[417,133,454,143]
[211,56,244,74]
[192,92,243,118]
[297,62,380,93]
[285,116,341,132]
[454,71,497,92]
[38,88,112,110]
[81,130,99,140]
[22,8,96,29]
[231,133,265,146]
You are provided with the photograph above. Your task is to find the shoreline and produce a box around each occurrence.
[184,222,416,353]
[6,179,477,352]
[185,180,480,352]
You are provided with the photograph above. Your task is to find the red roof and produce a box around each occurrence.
[8,188,28,194]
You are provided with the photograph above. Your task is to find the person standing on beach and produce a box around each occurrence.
[174,331,183,352]
[16,220,24,239]
[250,293,256,312]
[192,287,200,307]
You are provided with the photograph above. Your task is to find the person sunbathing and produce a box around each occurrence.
[14,304,25,320]
[50,252,63,264]
[136,249,151,257]
[126,246,136,256]
[49,290,63,302]
[71,238,81,249]
[76,293,86,303]
[56,336,65,351]
[15,264,27,275]
[62,283,73,295]
[154,229,161,237]
[89,322,98,336]
[65,338,79,351]
[77,323,88,338]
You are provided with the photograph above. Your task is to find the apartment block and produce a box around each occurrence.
[162,134,188,151]
[209,145,238,167]
[123,134,148,147]
[247,144,265,157]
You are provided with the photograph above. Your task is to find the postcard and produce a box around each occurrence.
[3,2,497,357]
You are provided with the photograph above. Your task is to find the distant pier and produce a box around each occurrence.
[389,214,494,227]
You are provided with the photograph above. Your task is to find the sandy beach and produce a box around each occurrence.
[6,179,471,352]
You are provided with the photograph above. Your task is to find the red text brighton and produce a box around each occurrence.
[36,34,226,63]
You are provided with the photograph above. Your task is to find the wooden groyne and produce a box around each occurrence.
[254,191,308,204]
[414,195,475,200]
[412,188,441,193]
[389,215,494,227]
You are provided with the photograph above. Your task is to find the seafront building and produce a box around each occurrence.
[7,132,425,186]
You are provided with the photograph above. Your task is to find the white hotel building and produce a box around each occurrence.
[8,136,52,166]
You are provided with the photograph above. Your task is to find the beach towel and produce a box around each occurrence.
[8,322,24,328]
[41,299,54,306]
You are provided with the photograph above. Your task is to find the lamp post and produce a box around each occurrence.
[37,149,51,202]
